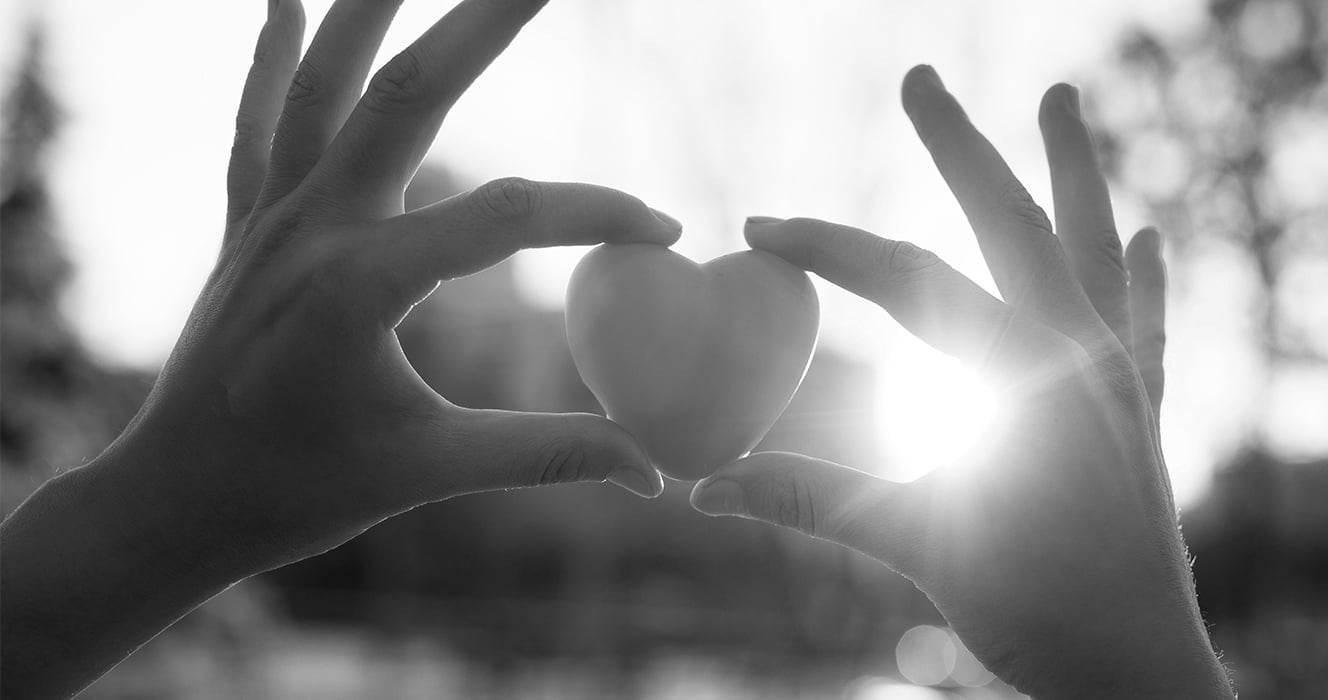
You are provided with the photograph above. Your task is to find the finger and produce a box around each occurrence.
[901,65,1115,353]
[1126,227,1167,420]
[745,216,1086,390]
[226,0,305,236]
[310,0,550,208]
[260,0,404,203]
[1038,83,1132,349]
[691,452,925,578]
[368,179,682,317]
[447,409,664,499]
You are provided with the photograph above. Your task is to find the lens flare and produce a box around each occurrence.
[876,342,1000,483]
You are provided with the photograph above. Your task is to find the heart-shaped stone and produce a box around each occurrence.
[566,243,819,480]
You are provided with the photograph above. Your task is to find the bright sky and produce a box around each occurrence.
[8,0,1262,506]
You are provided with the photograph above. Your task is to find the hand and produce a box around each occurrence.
[142,0,672,565]
[2,0,672,695]
[689,67,1231,698]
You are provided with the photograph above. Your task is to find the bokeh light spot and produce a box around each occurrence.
[895,625,956,687]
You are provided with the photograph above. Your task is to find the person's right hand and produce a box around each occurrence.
[690,67,1232,698]
[1,2,674,696]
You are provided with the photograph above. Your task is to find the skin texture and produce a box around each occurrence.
[0,1,677,697]
[690,67,1233,699]
[566,244,819,480]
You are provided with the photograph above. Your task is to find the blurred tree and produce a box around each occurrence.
[0,31,152,517]
[1092,0,1327,390]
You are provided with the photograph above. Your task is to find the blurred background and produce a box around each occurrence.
[2,0,1326,697]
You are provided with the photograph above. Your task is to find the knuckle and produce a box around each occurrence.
[285,60,325,108]
[997,176,1054,235]
[1083,227,1129,279]
[879,240,945,280]
[1089,226,1126,259]
[762,470,820,536]
[249,204,315,258]
[250,43,274,72]
[821,489,882,543]
[232,110,267,149]
[535,435,592,486]
[873,240,949,301]
[364,49,427,114]
[471,177,542,226]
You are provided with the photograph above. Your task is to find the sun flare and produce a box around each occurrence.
[875,345,1000,483]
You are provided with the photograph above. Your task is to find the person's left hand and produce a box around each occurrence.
[687,68,1229,698]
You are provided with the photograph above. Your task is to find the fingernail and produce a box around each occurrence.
[608,467,662,499]
[746,216,784,226]
[691,479,746,516]
[1061,84,1081,118]
[907,64,945,95]
[650,208,683,233]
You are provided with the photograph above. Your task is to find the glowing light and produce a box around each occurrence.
[876,339,1000,483]
[895,624,956,687]
[845,676,949,700]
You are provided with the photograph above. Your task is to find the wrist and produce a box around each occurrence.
[1029,607,1233,699]
[107,404,398,579]
[0,445,249,698]
[80,434,255,596]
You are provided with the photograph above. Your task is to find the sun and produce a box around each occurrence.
[874,341,1000,483]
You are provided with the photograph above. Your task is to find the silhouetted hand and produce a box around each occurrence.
[165,0,673,563]
[690,67,1231,699]
[1,1,672,696]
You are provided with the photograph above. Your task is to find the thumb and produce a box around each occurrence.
[690,452,922,577]
[448,408,664,499]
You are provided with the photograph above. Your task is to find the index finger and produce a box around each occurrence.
[310,0,549,208]
[366,180,682,320]
[744,216,1085,390]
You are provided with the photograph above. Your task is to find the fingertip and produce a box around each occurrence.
[1043,82,1080,114]
[586,185,679,244]
[691,452,779,515]
[279,0,306,28]
[579,414,663,498]
[742,214,788,246]
[269,0,306,40]
[1038,83,1082,136]
[742,216,787,253]
[1126,227,1163,265]
[649,207,684,237]
[689,477,747,516]
[1140,226,1162,251]
[608,464,665,499]
[902,64,944,100]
